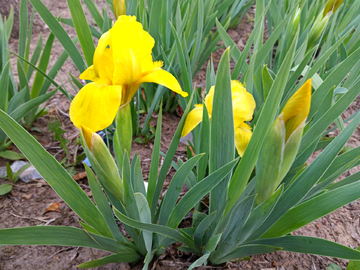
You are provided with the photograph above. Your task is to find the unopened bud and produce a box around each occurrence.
[255,115,285,205]
[113,0,126,18]
[81,126,124,202]
[323,0,343,17]
[290,8,301,37]
[255,80,311,205]
[308,14,330,49]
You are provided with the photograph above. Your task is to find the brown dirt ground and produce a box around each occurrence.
[1,1,360,270]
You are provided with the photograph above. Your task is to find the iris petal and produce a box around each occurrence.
[69,83,122,132]
[232,81,256,123]
[205,86,214,117]
[111,16,155,87]
[93,31,114,84]
[140,68,188,98]
[235,122,253,157]
[181,104,204,137]
[282,79,311,122]
[79,65,98,82]
[282,79,311,140]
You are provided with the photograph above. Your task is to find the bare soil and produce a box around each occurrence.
[1,1,360,270]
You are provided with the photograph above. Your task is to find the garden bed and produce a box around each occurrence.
[1,1,360,269]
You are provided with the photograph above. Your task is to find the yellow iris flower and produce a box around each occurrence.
[182,80,256,156]
[69,15,188,132]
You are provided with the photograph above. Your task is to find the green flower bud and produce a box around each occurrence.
[278,120,305,181]
[289,8,301,40]
[81,126,124,202]
[308,14,330,50]
[255,80,312,205]
[255,114,285,205]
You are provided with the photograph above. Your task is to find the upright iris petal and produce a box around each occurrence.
[182,80,256,156]
[281,79,311,140]
[70,15,188,132]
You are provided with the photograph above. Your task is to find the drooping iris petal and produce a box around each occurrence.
[69,83,122,132]
[140,68,187,97]
[181,104,204,137]
[282,79,311,140]
[235,122,253,157]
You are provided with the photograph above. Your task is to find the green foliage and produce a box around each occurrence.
[0,151,25,160]
[0,0,68,153]
[0,162,31,196]
[347,246,360,269]
[0,184,13,196]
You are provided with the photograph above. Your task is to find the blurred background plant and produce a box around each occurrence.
[0,0,71,154]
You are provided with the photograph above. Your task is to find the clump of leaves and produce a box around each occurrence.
[0,163,31,195]
[135,124,156,144]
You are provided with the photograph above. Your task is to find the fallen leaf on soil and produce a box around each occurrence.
[22,194,32,199]
[43,203,61,214]
[72,172,87,181]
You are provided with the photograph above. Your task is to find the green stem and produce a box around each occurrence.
[114,103,133,173]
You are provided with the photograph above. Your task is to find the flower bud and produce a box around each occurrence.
[255,80,311,204]
[255,114,285,205]
[113,0,126,18]
[323,0,343,17]
[283,7,301,54]
[81,126,124,202]
[289,8,301,39]
[308,14,330,49]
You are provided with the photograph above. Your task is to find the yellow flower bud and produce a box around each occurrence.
[81,126,124,202]
[113,0,126,18]
[323,0,344,17]
[255,80,312,205]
